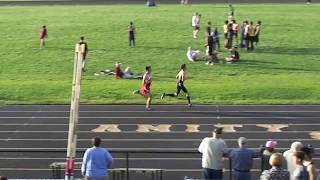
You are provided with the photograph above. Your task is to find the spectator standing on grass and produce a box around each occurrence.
[205,31,215,59]
[301,146,318,180]
[246,21,255,51]
[239,20,248,48]
[262,140,278,171]
[260,153,290,180]
[194,14,201,38]
[254,21,262,46]
[181,0,188,5]
[39,25,48,49]
[213,28,220,51]
[128,21,135,48]
[292,151,309,180]
[76,36,89,72]
[81,137,113,180]
[284,142,303,177]
[226,22,234,49]
[223,20,229,48]
[206,21,212,36]
[229,4,234,17]
[198,128,228,180]
[229,137,259,180]
[192,12,199,38]
[232,20,239,43]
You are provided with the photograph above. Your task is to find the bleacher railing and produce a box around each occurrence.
[0,149,318,180]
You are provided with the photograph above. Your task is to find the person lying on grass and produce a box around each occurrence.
[95,62,142,79]
[186,47,202,61]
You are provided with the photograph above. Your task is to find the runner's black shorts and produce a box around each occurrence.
[176,81,188,95]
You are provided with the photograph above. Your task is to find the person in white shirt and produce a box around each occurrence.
[198,128,228,180]
[192,12,200,38]
[186,47,201,61]
[284,142,303,177]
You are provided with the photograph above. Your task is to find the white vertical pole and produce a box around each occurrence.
[65,43,84,180]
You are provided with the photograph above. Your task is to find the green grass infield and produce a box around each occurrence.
[0,4,320,104]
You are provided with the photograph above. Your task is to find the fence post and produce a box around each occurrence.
[229,158,232,180]
[126,152,130,180]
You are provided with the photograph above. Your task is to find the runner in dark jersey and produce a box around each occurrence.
[161,64,191,107]
[128,21,135,47]
[39,25,47,49]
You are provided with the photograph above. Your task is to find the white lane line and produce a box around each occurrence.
[0,157,198,160]
[0,131,314,133]
[0,123,319,126]
[1,147,320,151]
[0,168,282,172]
[0,116,319,119]
[0,138,318,141]
[1,110,320,113]
[1,157,319,161]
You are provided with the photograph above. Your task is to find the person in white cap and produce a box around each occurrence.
[283,142,303,177]
[262,140,278,171]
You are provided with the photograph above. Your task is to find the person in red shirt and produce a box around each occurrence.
[39,25,47,49]
[114,62,123,79]
[133,66,152,111]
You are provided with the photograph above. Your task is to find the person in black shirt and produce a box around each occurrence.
[206,21,212,36]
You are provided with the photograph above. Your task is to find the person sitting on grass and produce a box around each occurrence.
[225,47,240,63]
[186,47,201,61]
[96,62,142,79]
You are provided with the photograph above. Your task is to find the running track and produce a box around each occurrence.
[0,105,319,179]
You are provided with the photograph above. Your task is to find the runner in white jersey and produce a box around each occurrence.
[161,64,191,107]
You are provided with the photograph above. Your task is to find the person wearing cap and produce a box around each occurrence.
[283,142,303,177]
[260,153,290,180]
[262,140,278,171]
[198,128,228,180]
[229,137,259,180]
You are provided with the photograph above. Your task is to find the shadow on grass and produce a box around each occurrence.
[257,46,320,55]
[238,60,320,72]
